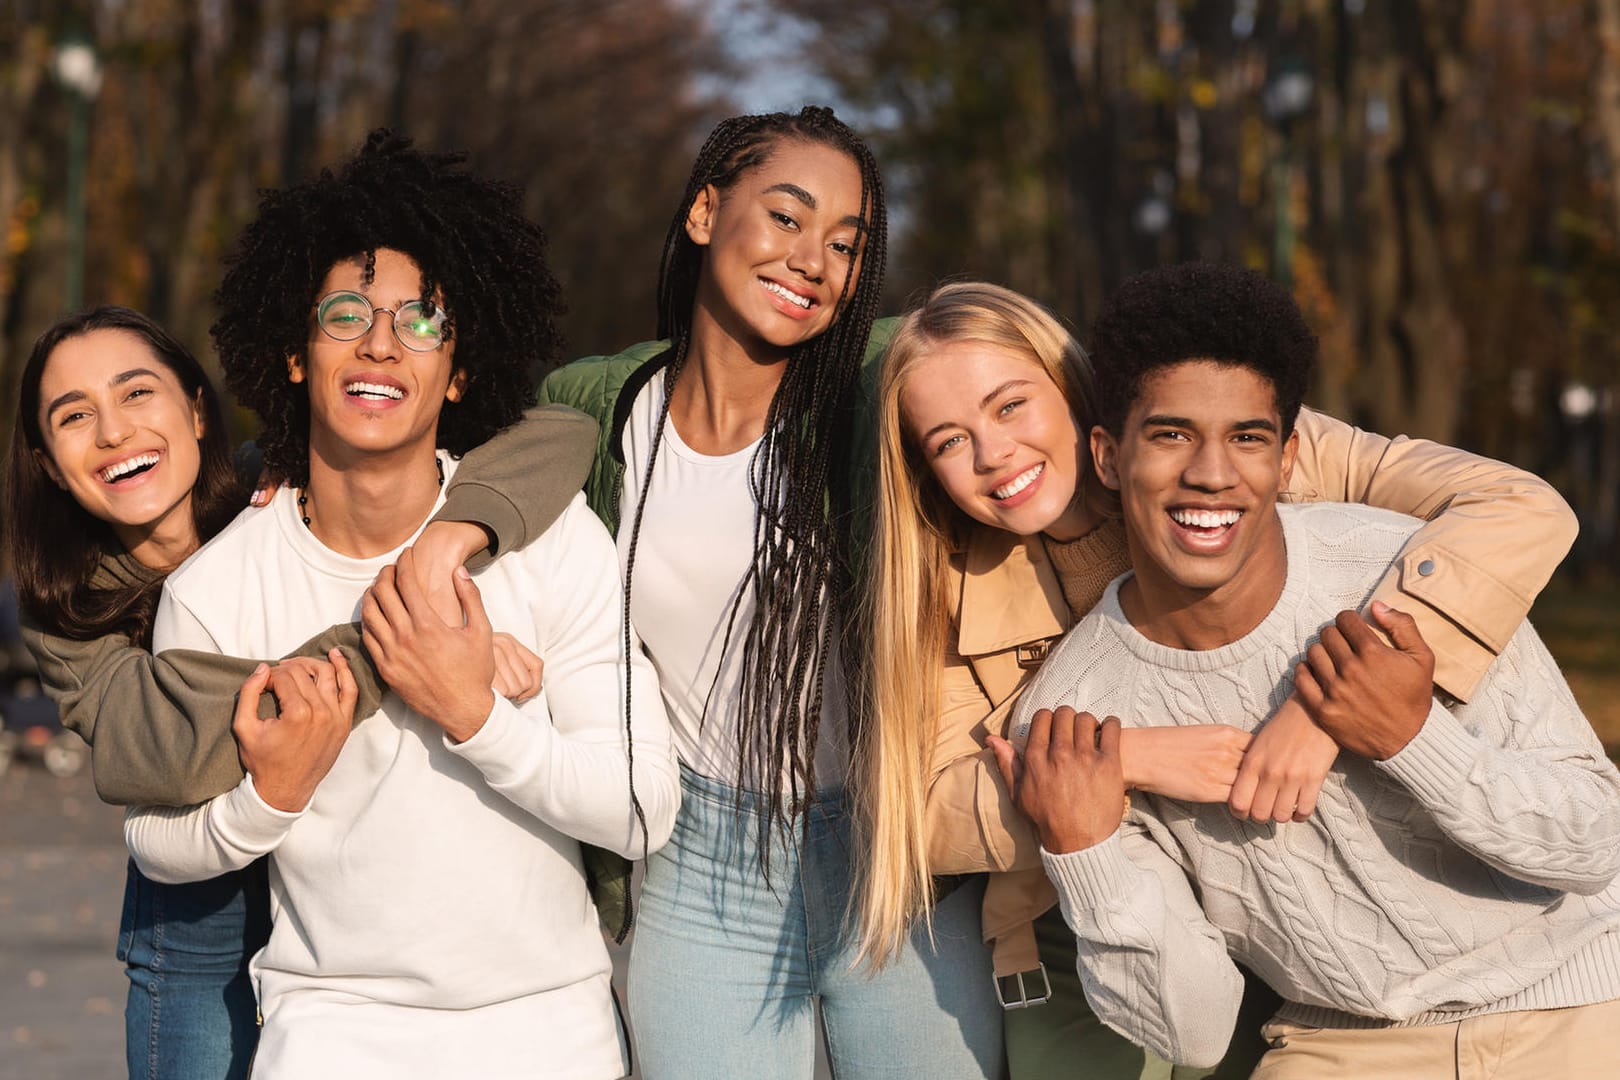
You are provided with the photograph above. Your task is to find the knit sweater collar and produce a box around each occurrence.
[1094,505,1310,672]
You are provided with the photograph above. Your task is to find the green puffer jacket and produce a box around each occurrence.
[536,320,896,939]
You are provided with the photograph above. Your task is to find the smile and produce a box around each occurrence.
[992,464,1043,500]
[345,380,405,401]
[100,452,160,484]
[1169,508,1243,530]
[760,278,814,309]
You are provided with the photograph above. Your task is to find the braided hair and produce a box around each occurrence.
[212,130,564,485]
[623,106,887,844]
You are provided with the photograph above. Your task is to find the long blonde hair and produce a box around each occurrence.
[855,281,1097,968]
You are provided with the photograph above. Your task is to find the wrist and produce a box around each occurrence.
[440,688,497,744]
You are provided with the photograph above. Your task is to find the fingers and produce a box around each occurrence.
[1318,623,1354,671]
[1294,660,1325,713]
[1095,716,1121,757]
[1293,772,1324,822]
[1025,709,1054,757]
[1227,756,1259,819]
[453,566,490,638]
[328,648,359,721]
[233,662,273,733]
[368,565,411,634]
[1369,600,1433,662]
[987,735,1021,794]
[1049,706,1077,761]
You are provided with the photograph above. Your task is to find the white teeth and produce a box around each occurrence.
[346,381,404,400]
[761,279,812,308]
[1171,508,1243,529]
[100,453,159,483]
[992,464,1043,500]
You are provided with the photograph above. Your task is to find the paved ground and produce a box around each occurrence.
[0,760,833,1079]
[0,761,127,1080]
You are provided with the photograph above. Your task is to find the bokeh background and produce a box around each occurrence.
[2,4,1619,1076]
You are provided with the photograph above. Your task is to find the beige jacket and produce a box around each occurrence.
[924,408,1580,981]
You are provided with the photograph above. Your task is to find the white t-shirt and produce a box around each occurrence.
[617,375,847,790]
[124,457,678,1080]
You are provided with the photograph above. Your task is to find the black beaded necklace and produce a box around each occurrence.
[298,456,445,529]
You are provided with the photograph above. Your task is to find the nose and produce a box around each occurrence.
[786,234,824,283]
[94,406,135,448]
[358,308,401,363]
[1182,437,1238,493]
[973,428,1016,473]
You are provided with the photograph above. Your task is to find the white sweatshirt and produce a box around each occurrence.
[125,460,678,1080]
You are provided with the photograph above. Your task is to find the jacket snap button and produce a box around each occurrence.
[1417,559,1435,576]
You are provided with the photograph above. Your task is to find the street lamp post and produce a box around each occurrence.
[53,35,102,311]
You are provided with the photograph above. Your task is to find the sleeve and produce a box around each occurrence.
[444,498,680,857]
[1041,823,1243,1069]
[23,610,384,808]
[434,404,599,570]
[123,776,303,884]
[1288,408,1577,701]
[924,640,1043,875]
[1375,622,1620,895]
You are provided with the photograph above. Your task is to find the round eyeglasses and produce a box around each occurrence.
[315,290,447,352]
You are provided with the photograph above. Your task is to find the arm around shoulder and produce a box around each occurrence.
[1290,408,1577,700]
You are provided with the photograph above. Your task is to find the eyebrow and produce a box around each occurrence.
[1141,414,1279,434]
[917,378,1034,443]
[45,367,165,422]
[764,183,868,233]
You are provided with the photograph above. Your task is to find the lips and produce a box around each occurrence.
[343,375,407,404]
[759,277,818,319]
[1167,506,1245,550]
[99,451,161,484]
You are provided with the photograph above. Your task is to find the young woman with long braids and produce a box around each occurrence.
[856,280,1579,1079]
[5,301,593,1072]
[540,107,1003,1077]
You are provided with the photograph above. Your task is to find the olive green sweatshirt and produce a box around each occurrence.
[20,404,598,807]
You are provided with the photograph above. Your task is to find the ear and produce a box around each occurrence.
[286,353,306,385]
[1279,427,1300,489]
[191,388,207,441]
[445,368,470,404]
[33,448,66,490]
[685,185,719,247]
[1090,426,1122,492]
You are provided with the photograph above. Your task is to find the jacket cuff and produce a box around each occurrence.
[434,484,522,571]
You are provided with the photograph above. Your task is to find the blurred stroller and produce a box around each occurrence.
[0,578,86,778]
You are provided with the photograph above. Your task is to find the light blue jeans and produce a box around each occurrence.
[629,767,1004,1079]
[118,858,271,1080]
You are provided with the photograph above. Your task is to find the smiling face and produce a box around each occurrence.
[687,138,867,353]
[33,328,206,564]
[1091,360,1298,638]
[899,339,1089,539]
[290,247,466,468]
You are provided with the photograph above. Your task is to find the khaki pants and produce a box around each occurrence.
[1250,997,1620,1080]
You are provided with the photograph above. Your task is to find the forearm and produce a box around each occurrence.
[449,693,678,858]
[123,778,299,884]
[1041,831,1243,1068]
[435,404,598,568]
[1378,699,1620,894]
[1291,408,1577,699]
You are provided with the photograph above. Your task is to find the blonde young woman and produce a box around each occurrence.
[856,280,1578,1078]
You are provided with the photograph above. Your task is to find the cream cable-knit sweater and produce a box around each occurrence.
[1018,503,1620,1069]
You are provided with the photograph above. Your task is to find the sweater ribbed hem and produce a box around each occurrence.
[1276,929,1620,1029]
[1375,701,1480,803]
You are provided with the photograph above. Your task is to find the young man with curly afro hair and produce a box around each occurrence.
[122,131,679,1079]
[998,261,1620,1078]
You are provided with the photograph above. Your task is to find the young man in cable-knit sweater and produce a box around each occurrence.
[993,262,1620,1078]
